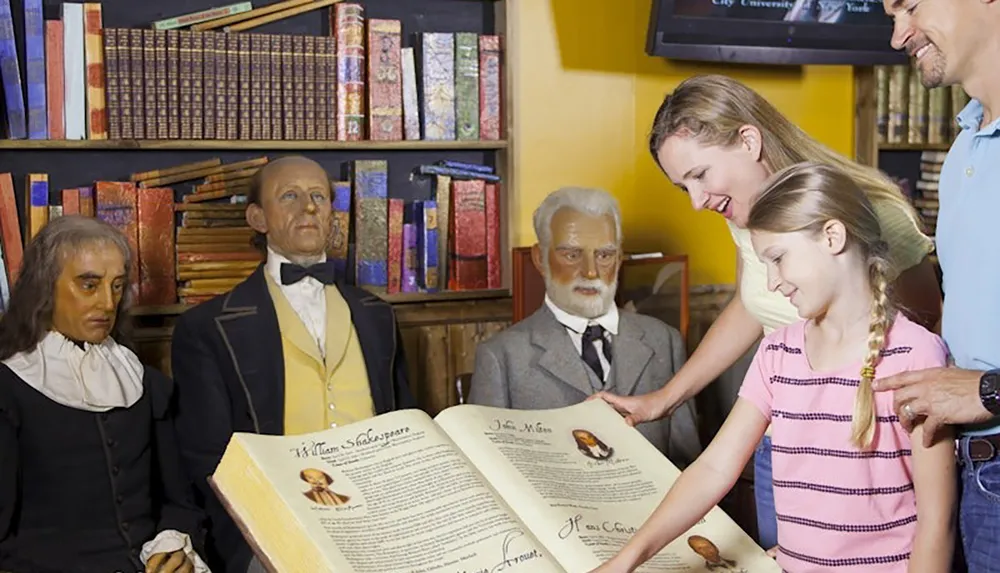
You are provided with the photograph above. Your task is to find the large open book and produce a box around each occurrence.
[211,399,780,572]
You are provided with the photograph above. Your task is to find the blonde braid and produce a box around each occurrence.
[852,249,894,449]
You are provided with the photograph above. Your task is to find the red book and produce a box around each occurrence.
[95,182,139,295]
[61,188,80,215]
[137,187,176,305]
[45,21,65,140]
[0,174,24,286]
[449,179,488,290]
[386,198,403,293]
[485,183,501,288]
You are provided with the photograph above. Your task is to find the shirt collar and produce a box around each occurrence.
[544,294,619,335]
[956,98,1000,135]
[264,246,327,287]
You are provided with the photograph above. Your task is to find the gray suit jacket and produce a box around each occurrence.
[469,305,702,467]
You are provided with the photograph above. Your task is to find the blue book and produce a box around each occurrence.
[0,0,27,139]
[417,200,439,292]
[23,0,46,139]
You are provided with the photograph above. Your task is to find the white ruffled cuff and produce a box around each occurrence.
[140,529,212,572]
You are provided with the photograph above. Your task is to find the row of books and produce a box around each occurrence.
[909,150,944,241]
[0,0,504,142]
[875,63,969,146]
[0,156,503,309]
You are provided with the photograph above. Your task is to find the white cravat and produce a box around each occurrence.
[2,331,144,412]
[544,295,619,382]
[264,247,328,355]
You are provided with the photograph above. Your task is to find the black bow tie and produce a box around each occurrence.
[280,261,337,286]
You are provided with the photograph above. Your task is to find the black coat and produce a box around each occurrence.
[170,266,415,573]
[0,364,205,573]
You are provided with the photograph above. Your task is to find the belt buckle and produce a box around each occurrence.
[969,438,997,462]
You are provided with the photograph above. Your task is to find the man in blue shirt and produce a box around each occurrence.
[877,0,1000,569]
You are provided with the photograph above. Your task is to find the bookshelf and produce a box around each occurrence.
[1,0,516,314]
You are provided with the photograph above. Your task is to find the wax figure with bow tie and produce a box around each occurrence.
[468,187,702,466]
[0,215,208,573]
[170,155,415,573]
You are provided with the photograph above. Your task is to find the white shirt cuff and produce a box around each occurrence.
[140,529,212,572]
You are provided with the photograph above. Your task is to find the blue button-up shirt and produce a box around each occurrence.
[936,98,1000,436]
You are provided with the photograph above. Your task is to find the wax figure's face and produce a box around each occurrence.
[751,221,848,319]
[656,128,769,229]
[534,208,621,319]
[885,0,967,88]
[688,537,721,562]
[247,159,333,262]
[302,469,330,490]
[51,243,126,344]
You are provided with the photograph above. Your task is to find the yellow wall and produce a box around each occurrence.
[511,0,857,286]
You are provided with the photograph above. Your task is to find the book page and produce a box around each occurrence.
[435,400,779,573]
[228,409,566,573]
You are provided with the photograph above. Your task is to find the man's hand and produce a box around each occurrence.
[872,367,993,446]
[145,550,194,573]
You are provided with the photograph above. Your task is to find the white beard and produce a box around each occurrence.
[544,272,617,319]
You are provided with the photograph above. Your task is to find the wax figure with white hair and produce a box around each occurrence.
[468,187,702,465]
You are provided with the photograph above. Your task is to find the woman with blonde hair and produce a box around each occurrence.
[594,74,942,550]
[591,162,955,573]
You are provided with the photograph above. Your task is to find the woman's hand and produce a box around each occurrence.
[589,389,672,426]
[145,550,195,573]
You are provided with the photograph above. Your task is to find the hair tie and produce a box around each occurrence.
[861,366,875,380]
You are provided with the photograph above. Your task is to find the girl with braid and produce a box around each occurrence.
[591,163,957,573]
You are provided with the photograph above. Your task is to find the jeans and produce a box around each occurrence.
[958,435,1000,572]
[754,434,778,549]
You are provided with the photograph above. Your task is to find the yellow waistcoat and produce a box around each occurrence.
[264,275,376,435]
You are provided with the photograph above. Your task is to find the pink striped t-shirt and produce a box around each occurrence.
[739,314,948,572]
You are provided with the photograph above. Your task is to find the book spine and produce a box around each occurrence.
[420,32,455,140]
[62,3,85,140]
[257,34,272,140]
[330,180,351,278]
[325,34,337,141]
[449,179,488,290]
[454,32,479,141]
[352,160,388,292]
[27,173,49,241]
[103,28,120,139]
[478,35,501,141]
[215,32,228,140]
[387,198,403,294]
[61,187,80,214]
[79,185,94,216]
[152,2,252,30]
[400,47,419,140]
[45,20,65,140]
[292,35,305,140]
[24,0,46,139]
[238,33,251,140]
[418,200,439,291]
[367,19,402,141]
[313,36,329,141]
[334,3,364,141]
[874,65,888,144]
[887,64,909,145]
[418,164,500,181]
[401,222,417,292]
[203,32,217,140]
[94,182,139,294]
[164,30,178,139]
[281,34,294,140]
[250,33,264,140]
[0,0,25,139]
[303,35,317,140]
[225,33,238,139]
[434,174,450,290]
[907,71,927,144]
[137,187,176,305]
[485,182,500,288]
[269,34,283,140]
[129,28,145,139]
[155,29,169,139]
[191,31,204,139]
[83,3,105,139]
[179,30,193,139]
[0,174,22,284]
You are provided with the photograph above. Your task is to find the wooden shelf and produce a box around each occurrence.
[0,139,509,151]
[878,142,952,152]
[130,288,511,316]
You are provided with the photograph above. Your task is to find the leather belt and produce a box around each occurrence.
[968,434,1000,462]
